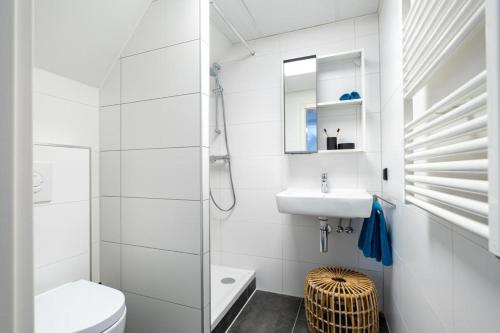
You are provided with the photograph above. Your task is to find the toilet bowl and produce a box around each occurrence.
[35,280,126,333]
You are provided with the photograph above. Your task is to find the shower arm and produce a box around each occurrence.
[210,1,256,56]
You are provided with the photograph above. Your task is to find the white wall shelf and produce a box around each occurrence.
[318,149,365,154]
[316,48,366,152]
[317,49,362,64]
[317,99,363,108]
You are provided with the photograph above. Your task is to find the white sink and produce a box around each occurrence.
[276,188,373,218]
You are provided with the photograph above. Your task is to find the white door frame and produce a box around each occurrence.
[0,0,34,332]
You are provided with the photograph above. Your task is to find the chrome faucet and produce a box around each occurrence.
[321,173,328,193]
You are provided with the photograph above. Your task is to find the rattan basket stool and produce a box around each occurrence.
[304,267,379,333]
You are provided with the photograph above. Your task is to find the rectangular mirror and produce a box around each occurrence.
[283,55,317,153]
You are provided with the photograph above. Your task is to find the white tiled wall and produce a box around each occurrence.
[33,69,100,293]
[99,0,210,331]
[379,0,500,332]
[210,14,384,305]
[33,146,91,295]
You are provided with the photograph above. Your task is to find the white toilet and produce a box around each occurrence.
[35,280,126,333]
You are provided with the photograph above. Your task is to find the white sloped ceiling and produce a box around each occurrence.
[34,0,151,87]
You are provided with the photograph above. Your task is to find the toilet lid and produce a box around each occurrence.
[35,280,125,333]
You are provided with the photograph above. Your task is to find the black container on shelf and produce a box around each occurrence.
[338,143,355,150]
[327,137,338,150]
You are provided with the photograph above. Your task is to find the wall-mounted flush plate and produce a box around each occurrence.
[383,168,388,181]
[33,162,52,203]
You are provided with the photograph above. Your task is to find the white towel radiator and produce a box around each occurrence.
[403,0,500,256]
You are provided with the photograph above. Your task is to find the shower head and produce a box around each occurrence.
[210,62,221,77]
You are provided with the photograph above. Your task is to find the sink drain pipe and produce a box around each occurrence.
[318,217,332,253]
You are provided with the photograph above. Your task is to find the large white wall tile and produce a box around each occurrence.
[287,153,359,189]
[122,0,200,57]
[399,262,448,333]
[355,14,379,38]
[121,198,201,254]
[229,156,285,190]
[359,269,384,309]
[35,253,89,295]
[453,233,500,332]
[121,41,200,103]
[100,151,121,196]
[33,93,98,149]
[403,210,454,330]
[121,245,201,308]
[100,197,121,243]
[34,201,90,268]
[282,224,359,267]
[364,112,381,152]
[100,241,121,289]
[363,73,381,113]
[227,122,282,157]
[219,54,281,94]
[358,251,383,272]
[121,148,201,200]
[355,34,380,75]
[220,253,283,293]
[121,94,200,149]
[100,105,121,151]
[357,153,382,192]
[224,88,281,126]
[220,222,282,259]
[283,260,322,297]
[125,292,201,333]
[219,189,282,224]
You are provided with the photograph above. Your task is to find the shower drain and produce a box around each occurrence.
[221,277,236,284]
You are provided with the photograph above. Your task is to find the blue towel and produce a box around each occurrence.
[358,201,393,266]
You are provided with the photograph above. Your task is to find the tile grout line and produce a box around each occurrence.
[290,299,303,333]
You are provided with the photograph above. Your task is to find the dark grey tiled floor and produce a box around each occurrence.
[227,290,389,333]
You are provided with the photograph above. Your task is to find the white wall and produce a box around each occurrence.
[33,69,100,294]
[379,1,500,332]
[99,0,211,331]
[210,14,384,305]
[33,145,91,294]
[210,23,232,63]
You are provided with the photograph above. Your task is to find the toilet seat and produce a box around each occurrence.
[35,280,126,333]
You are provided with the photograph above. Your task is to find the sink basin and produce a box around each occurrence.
[276,188,373,218]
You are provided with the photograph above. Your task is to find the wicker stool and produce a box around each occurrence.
[304,267,379,333]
